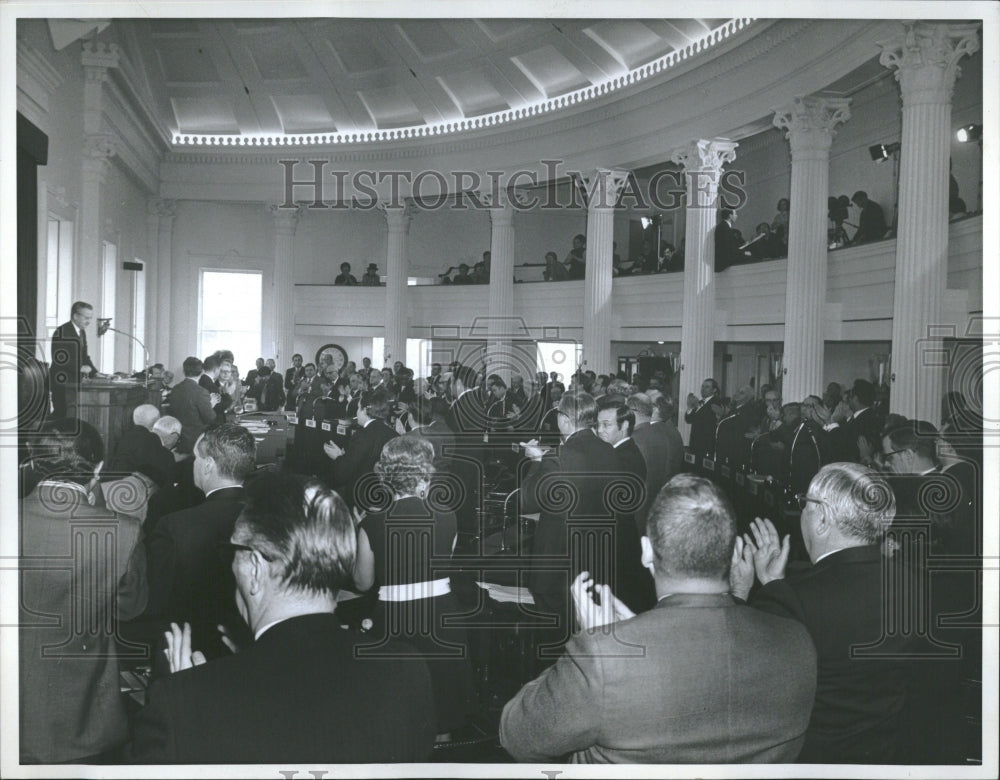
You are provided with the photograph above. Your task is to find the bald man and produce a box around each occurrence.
[105,404,175,489]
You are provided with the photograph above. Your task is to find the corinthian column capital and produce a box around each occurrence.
[879,22,980,105]
[773,96,852,154]
[670,138,738,173]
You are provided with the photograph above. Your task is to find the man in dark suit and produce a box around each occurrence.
[519,392,616,640]
[243,357,264,389]
[628,393,671,526]
[714,384,757,468]
[20,419,147,763]
[198,354,230,419]
[283,353,304,411]
[595,397,655,612]
[167,357,219,453]
[49,300,103,418]
[449,365,489,435]
[128,472,435,763]
[714,208,749,272]
[501,475,817,763]
[840,378,885,463]
[144,423,256,658]
[323,387,397,507]
[248,366,285,411]
[851,190,888,244]
[684,377,721,457]
[102,403,175,491]
[732,463,912,763]
[651,395,686,476]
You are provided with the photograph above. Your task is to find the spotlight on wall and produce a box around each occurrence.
[869,142,901,162]
[956,124,982,143]
[640,216,653,229]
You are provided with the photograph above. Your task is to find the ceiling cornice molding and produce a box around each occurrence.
[17,38,64,130]
[161,19,809,168]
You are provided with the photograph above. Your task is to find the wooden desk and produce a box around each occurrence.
[235,411,289,465]
[75,380,160,457]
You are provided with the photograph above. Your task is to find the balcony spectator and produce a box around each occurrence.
[334,263,358,286]
[850,191,888,244]
[361,263,381,286]
[451,263,474,285]
[543,251,568,281]
[564,233,586,280]
[771,197,790,250]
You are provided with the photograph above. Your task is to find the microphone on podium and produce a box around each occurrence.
[97,317,151,389]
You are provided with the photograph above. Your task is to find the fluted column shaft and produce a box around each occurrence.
[670,140,737,442]
[487,199,515,382]
[381,203,412,367]
[149,200,175,366]
[582,169,629,376]
[270,205,301,369]
[774,97,852,403]
[880,22,980,421]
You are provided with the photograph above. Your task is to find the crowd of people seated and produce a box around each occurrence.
[334,261,383,286]
[19,324,983,766]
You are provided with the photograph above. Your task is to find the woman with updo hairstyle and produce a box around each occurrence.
[352,435,475,740]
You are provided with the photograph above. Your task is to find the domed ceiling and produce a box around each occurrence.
[109,17,753,146]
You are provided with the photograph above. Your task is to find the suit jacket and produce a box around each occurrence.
[50,320,97,383]
[252,373,285,411]
[714,403,756,468]
[839,407,885,462]
[144,486,246,655]
[653,420,685,476]
[167,378,216,453]
[328,419,397,507]
[500,592,817,763]
[451,388,490,434]
[684,398,718,457]
[855,200,887,244]
[610,438,655,611]
[752,545,913,763]
[19,484,146,763]
[105,423,176,490]
[128,612,435,763]
[519,428,617,628]
[714,221,743,271]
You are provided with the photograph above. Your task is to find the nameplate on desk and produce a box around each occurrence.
[321,421,331,432]
[305,418,317,428]
[735,472,745,486]
[288,414,298,425]
[720,465,732,479]
[684,452,696,465]
[763,490,775,508]
[747,481,759,496]
[702,457,715,471]
[337,423,348,435]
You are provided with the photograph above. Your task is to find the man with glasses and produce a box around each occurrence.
[730,462,912,763]
[128,473,435,763]
[144,423,256,660]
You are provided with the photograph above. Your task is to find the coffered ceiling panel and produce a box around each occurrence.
[117,17,754,144]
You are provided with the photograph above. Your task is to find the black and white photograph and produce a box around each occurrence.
[1,1,997,777]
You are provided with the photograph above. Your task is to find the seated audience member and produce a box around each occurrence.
[714,209,749,272]
[20,420,147,764]
[543,250,568,281]
[850,190,888,244]
[322,387,398,507]
[128,472,435,763]
[451,263,474,284]
[748,222,781,259]
[770,197,790,248]
[732,463,910,763]
[144,424,256,658]
[334,262,358,286]
[361,263,381,285]
[501,475,817,763]
[564,233,587,280]
[353,437,475,737]
[103,403,175,490]
[949,171,967,218]
[169,357,218,453]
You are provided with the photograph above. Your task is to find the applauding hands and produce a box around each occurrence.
[729,518,791,600]
[571,571,635,631]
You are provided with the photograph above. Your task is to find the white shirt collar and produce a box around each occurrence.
[205,484,240,498]
[612,437,631,448]
[814,547,849,564]
[254,618,284,641]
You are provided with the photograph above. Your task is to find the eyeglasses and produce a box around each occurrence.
[215,541,274,565]
[795,493,826,511]
[883,448,910,458]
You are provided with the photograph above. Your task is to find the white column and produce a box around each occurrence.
[670,139,737,442]
[773,97,852,403]
[148,199,175,365]
[486,194,515,381]
[77,41,119,312]
[582,169,629,376]
[379,202,413,367]
[880,22,980,422]
[270,204,303,369]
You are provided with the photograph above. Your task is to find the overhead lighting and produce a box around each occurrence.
[956,124,982,143]
[869,142,901,162]
[657,341,665,345]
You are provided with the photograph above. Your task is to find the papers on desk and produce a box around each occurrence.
[476,581,535,605]
[239,421,273,435]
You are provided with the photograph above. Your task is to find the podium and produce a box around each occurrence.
[74,380,161,458]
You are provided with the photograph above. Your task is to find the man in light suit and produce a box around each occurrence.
[501,474,817,763]
[166,357,218,453]
[128,472,435,763]
[49,300,104,418]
